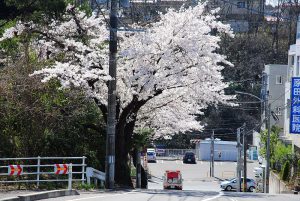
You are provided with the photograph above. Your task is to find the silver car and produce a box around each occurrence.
[220,178,256,192]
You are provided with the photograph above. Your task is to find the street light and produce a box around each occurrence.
[234,90,271,193]
[235,91,264,102]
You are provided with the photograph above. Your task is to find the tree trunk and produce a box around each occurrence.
[100,95,158,187]
[115,123,133,187]
[114,107,142,187]
[132,148,148,188]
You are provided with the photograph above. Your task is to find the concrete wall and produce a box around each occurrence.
[270,171,291,194]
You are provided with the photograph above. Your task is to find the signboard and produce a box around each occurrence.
[54,164,68,175]
[290,77,300,134]
[8,165,23,176]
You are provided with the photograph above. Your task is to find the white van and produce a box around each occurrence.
[147,148,157,163]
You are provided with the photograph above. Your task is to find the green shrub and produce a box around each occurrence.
[131,166,136,177]
[281,161,290,181]
[76,183,96,190]
[298,159,300,176]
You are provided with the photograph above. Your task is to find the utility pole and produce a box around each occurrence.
[105,0,118,189]
[243,126,247,192]
[265,103,271,193]
[261,73,267,125]
[263,73,270,193]
[136,148,141,188]
[210,130,215,177]
[236,127,242,192]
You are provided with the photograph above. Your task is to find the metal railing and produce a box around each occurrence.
[156,149,196,159]
[86,167,105,187]
[0,156,86,189]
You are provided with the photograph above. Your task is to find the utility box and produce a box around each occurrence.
[198,139,238,161]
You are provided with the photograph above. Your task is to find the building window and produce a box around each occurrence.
[276,107,282,116]
[237,2,246,8]
[276,75,283,84]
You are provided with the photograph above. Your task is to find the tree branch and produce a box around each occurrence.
[93,97,108,123]
[67,6,87,36]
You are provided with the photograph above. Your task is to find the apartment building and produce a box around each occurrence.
[264,64,289,138]
[283,18,300,152]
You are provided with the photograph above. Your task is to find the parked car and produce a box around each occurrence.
[163,170,183,190]
[147,148,157,163]
[183,152,196,164]
[220,178,256,192]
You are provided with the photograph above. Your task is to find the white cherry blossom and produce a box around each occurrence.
[0,3,235,137]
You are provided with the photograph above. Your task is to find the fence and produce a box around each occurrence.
[0,156,86,189]
[156,149,196,159]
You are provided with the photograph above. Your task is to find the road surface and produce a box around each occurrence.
[3,160,299,201]
[41,189,300,201]
[147,160,258,191]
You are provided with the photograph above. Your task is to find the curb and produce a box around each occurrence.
[0,190,79,201]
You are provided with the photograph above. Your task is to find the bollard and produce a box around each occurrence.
[37,156,41,188]
[82,156,86,184]
[68,163,73,190]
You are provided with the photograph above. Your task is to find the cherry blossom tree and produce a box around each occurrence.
[0,3,234,186]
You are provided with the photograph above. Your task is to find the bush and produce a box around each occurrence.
[281,161,290,181]
[76,183,96,190]
[298,159,300,176]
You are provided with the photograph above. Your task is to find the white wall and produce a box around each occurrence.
[199,141,237,161]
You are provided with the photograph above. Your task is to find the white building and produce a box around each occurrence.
[264,64,289,137]
[283,17,300,152]
[195,139,237,161]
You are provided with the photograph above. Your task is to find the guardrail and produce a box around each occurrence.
[86,167,105,187]
[0,156,86,189]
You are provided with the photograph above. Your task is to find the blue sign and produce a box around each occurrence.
[290,77,300,134]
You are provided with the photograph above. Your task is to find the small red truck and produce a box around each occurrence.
[163,170,183,190]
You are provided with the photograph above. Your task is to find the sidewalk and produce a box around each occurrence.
[0,190,37,199]
[0,190,79,201]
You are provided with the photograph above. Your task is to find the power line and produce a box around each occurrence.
[269,88,291,105]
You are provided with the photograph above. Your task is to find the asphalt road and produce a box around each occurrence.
[147,160,258,191]
[3,160,300,201]
[41,189,300,201]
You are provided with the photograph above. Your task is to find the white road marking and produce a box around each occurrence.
[65,191,135,201]
[202,192,224,201]
[176,160,178,164]
[161,160,164,164]
[229,197,238,201]
[200,161,203,164]
[181,161,183,164]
